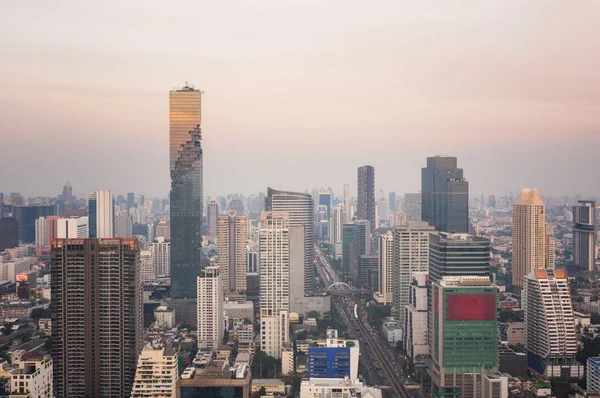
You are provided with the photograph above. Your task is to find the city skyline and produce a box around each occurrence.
[2,2,600,198]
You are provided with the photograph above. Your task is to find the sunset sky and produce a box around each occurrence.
[1,1,599,198]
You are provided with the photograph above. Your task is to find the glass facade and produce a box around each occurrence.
[170,87,203,300]
[421,156,468,233]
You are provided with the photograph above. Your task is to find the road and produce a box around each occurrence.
[315,246,413,398]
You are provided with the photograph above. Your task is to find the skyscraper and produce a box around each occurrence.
[389,191,397,212]
[170,85,203,301]
[421,156,468,233]
[218,210,248,297]
[392,221,434,321]
[375,231,393,304]
[573,200,597,272]
[429,232,490,283]
[512,189,552,290]
[151,236,170,277]
[51,238,142,398]
[401,193,421,222]
[127,192,135,210]
[13,205,55,243]
[197,266,224,350]
[330,204,345,259]
[259,211,292,358]
[429,276,498,397]
[351,220,371,285]
[88,190,114,239]
[523,269,582,377]
[341,223,354,275]
[207,199,218,238]
[357,165,375,232]
[115,212,133,238]
[62,181,73,206]
[343,184,352,223]
[266,188,314,294]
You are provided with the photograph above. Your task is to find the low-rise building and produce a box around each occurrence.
[252,379,285,395]
[282,343,294,375]
[154,305,175,328]
[131,348,178,397]
[177,361,251,397]
[9,354,52,398]
[300,378,382,398]
[381,321,402,344]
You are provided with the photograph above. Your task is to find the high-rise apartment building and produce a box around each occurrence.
[88,190,114,239]
[573,200,597,272]
[404,272,428,366]
[51,238,142,398]
[344,184,352,223]
[218,210,248,297]
[523,269,582,378]
[131,348,178,398]
[357,166,376,232]
[246,252,258,273]
[588,358,600,393]
[57,217,89,239]
[421,156,468,233]
[511,189,553,290]
[207,199,219,238]
[392,221,434,321]
[35,215,60,248]
[401,193,421,222]
[115,213,133,238]
[330,205,345,259]
[170,85,203,301]
[429,232,490,283]
[10,354,53,398]
[375,231,394,304]
[351,220,371,286]
[155,220,170,241]
[151,236,170,277]
[266,188,314,294]
[197,266,224,350]
[429,276,498,397]
[259,211,293,358]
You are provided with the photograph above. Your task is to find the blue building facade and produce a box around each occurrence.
[307,347,351,379]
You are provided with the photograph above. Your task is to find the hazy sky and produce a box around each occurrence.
[1,1,599,199]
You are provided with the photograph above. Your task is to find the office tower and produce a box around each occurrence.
[218,210,248,297]
[258,191,266,211]
[523,269,582,377]
[402,193,422,222]
[62,181,73,206]
[376,197,389,229]
[389,191,397,212]
[259,211,292,358]
[341,223,353,275]
[429,232,490,283]
[266,188,315,294]
[131,348,178,397]
[227,198,245,216]
[317,204,329,241]
[307,329,360,379]
[351,220,371,285]
[344,184,352,223]
[429,276,498,397]
[207,199,218,238]
[392,221,434,320]
[10,354,53,398]
[151,236,170,277]
[359,255,379,291]
[318,190,333,219]
[512,189,551,290]
[588,358,600,393]
[147,222,155,243]
[573,200,597,272]
[197,266,224,350]
[155,220,170,241]
[51,238,142,398]
[376,231,394,304]
[421,156,469,233]
[127,192,135,210]
[140,250,155,284]
[57,217,89,239]
[115,213,133,238]
[13,205,55,243]
[357,165,376,231]
[404,272,428,366]
[170,85,203,301]
[0,217,18,251]
[88,190,114,239]
[330,205,345,259]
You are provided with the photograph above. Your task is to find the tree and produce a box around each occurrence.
[251,350,281,379]
[30,308,50,321]
[308,311,319,320]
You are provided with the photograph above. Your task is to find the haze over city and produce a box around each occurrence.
[2,0,600,197]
